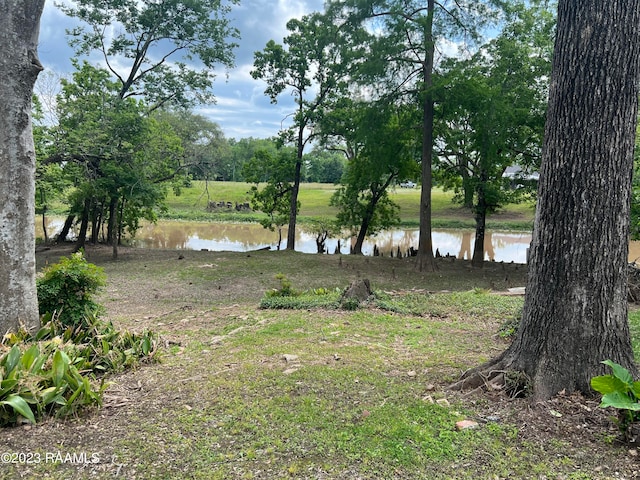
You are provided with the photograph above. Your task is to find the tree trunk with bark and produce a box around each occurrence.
[352,211,372,256]
[471,202,487,268]
[452,0,640,400]
[471,168,490,268]
[0,0,45,333]
[416,0,437,272]
[57,214,75,242]
[286,103,305,252]
[74,199,91,253]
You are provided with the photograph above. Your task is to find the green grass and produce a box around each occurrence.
[629,307,640,358]
[100,291,633,479]
[163,181,536,230]
[15,244,640,479]
[108,294,531,479]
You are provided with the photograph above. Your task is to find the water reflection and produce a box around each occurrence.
[35,217,640,264]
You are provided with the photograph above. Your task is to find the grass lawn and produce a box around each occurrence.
[163,181,536,230]
[5,246,637,479]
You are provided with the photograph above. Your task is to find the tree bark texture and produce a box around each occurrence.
[0,0,45,333]
[415,0,437,272]
[454,0,640,400]
[286,103,305,251]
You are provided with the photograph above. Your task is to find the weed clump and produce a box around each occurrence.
[498,307,523,339]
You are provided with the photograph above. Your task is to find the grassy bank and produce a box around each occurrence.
[6,245,636,479]
[163,181,536,231]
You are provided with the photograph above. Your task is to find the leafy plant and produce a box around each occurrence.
[0,342,106,425]
[591,360,640,433]
[264,273,299,298]
[0,307,158,426]
[36,252,106,327]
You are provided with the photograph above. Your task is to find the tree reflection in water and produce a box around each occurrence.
[39,218,640,264]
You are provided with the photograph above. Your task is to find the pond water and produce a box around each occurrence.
[37,218,640,264]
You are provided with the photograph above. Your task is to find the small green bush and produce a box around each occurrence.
[37,252,106,327]
[264,273,299,298]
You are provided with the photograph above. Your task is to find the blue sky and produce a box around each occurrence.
[37,0,325,140]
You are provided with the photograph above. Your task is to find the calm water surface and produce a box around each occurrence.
[38,218,640,264]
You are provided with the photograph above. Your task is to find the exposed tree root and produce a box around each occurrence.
[449,352,506,390]
[449,350,534,399]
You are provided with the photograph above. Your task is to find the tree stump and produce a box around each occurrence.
[340,279,372,307]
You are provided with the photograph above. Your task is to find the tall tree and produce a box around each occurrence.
[435,2,552,267]
[152,110,229,182]
[242,147,298,250]
[326,100,419,254]
[50,0,237,256]
[252,12,362,251]
[453,0,640,400]
[0,0,45,333]
[327,0,501,271]
[50,63,184,254]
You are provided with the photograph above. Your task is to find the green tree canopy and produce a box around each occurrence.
[434,1,553,266]
[59,0,239,111]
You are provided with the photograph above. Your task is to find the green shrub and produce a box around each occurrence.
[37,252,106,327]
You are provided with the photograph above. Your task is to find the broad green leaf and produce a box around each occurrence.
[1,394,36,424]
[632,381,640,400]
[34,324,52,341]
[0,379,19,396]
[31,352,48,374]
[600,391,640,411]
[20,345,40,371]
[142,337,151,355]
[52,350,68,387]
[602,360,634,386]
[2,346,21,375]
[40,386,61,405]
[591,375,627,395]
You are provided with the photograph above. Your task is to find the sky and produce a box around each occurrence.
[37,0,326,140]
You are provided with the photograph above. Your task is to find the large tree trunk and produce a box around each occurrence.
[286,159,301,251]
[416,0,437,272]
[452,0,640,400]
[0,0,45,333]
[74,199,91,253]
[471,169,490,268]
[353,211,373,256]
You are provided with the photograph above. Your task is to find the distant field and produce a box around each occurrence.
[164,181,535,230]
